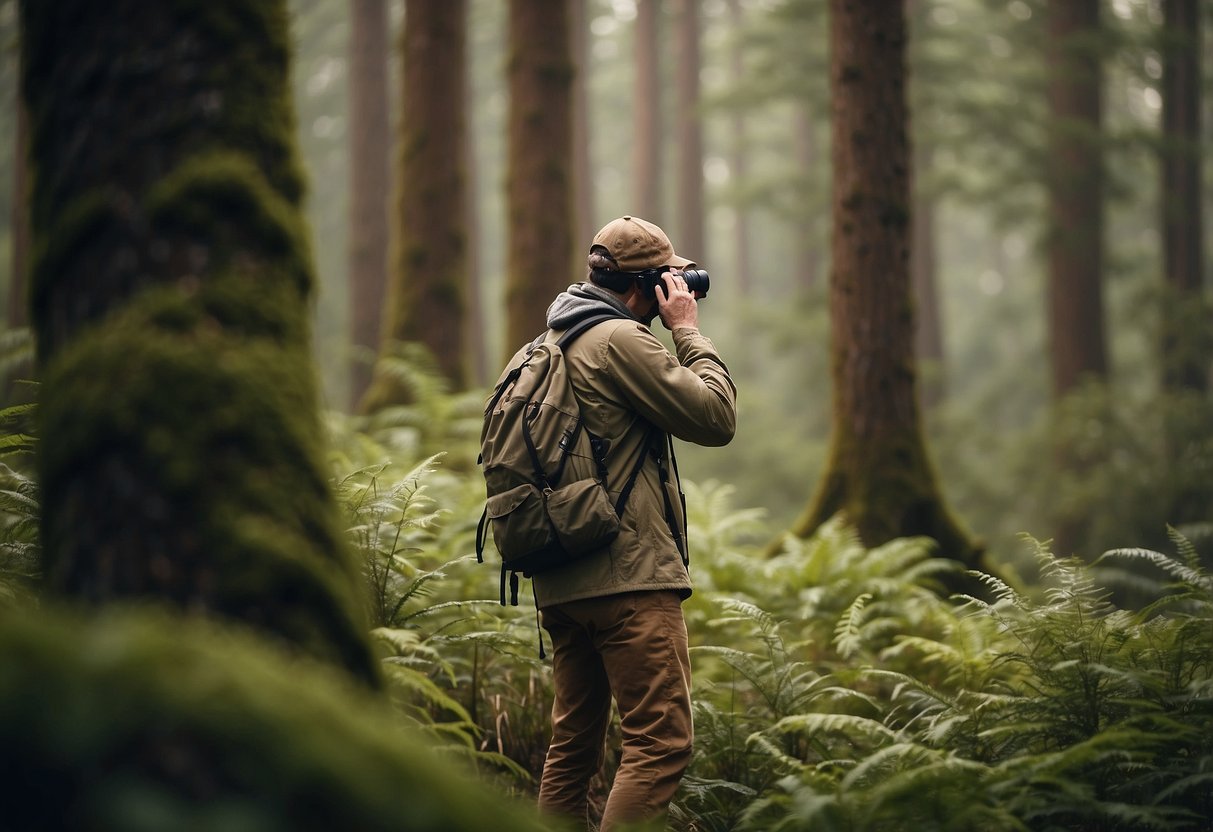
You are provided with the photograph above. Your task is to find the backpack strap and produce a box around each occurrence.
[519,314,627,491]
[554,312,628,350]
[476,506,489,563]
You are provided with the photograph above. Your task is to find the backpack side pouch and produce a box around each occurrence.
[485,479,619,577]
[485,484,556,568]
[544,477,620,557]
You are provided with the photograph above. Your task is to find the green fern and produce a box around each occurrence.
[685,526,1213,831]
[0,401,39,609]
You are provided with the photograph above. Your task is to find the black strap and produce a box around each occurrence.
[554,312,627,350]
[476,506,488,563]
[499,564,522,607]
[655,435,688,565]
[534,594,546,660]
[521,407,552,490]
[666,433,688,542]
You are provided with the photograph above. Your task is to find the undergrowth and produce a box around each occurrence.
[1,351,1209,830]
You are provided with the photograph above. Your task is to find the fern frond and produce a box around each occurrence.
[770,713,900,746]
[1154,770,1213,804]
[963,569,1023,606]
[838,740,938,789]
[1099,546,1212,592]
[744,732,810,775]
[711,596,781,632]
[833,593,872,659]
[381,662,473,725]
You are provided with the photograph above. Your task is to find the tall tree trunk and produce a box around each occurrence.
[571,0,595,252]
[21,0,378,684]
[727,0,752,295]
[346,0,391,410]
[912,142,945,408]
[674,0,705,264]
[1045,0,1106,556]
[1160,0,1205,394]
[363,0,469,409]
[632,0,662,220]
[1046,0,1106,400]
[504,0,574,352]
[465,70,488,389]
[787,0,976,570]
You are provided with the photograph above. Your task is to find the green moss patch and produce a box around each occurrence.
[38,277,377,683]
[0,606,541,832]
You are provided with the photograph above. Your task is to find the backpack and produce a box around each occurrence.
[476,313,652,607]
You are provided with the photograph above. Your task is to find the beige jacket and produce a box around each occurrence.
[519,305,736,608]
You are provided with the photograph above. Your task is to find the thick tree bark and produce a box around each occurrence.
[346,0,391,410]
[1160,0,1206,394]
[788,0,976,569]
[363,0,469,409]
[21,0,378,684]
[674,0,705,263]
[504,0,575,352]
[1046,0,1106,400]
[632,0,662,220]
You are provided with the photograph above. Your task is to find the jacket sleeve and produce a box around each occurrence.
[604,322,737,446]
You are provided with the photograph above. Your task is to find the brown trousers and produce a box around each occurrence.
[537,590,693,831]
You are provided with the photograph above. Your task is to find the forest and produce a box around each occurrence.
[0,0,1210,830]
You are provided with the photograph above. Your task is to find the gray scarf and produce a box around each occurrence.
[545,283,637,331]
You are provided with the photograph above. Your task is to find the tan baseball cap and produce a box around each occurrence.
[590,216,694,272]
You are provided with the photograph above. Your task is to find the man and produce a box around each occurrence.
[527,216,737,830]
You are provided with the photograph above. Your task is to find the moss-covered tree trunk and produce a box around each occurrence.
[22,0,378,685]
[787,0,977,568]
[363,0,469,408]
[504,0,574,351]
[346,0,391,409]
